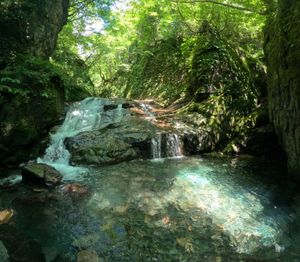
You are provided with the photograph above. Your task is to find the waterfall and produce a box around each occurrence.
[151,133,183,159]
[166,134,182,157]
[38,97,123,179]
[151,134,162,159]
[115,104,123,122]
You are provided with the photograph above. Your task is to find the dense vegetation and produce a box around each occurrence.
[58,0,268,100]
[0,0,285,162]
[49,0,275,153]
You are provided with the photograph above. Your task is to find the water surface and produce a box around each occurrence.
[1,156,299,261]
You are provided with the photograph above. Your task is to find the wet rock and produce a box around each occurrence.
[0,209,14,224]
[77,250,100,262]
[122,102,134,109]
[0,241,9,262]
[22,163,62,186]
[63,183,89,195]
[66,118,157,165]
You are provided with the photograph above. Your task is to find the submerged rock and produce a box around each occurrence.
[63,183,89,196]
[0,209,14,224]
[0,241,9,262]
[77,250,100,262]
[22,163,62,186]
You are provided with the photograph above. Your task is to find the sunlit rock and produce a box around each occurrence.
[0,209,14,224]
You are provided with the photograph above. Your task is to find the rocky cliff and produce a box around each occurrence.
[0,0,69,61]
[0,0,69,166]
[264,1,300,176]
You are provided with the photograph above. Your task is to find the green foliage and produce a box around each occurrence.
[0,55,62,100]
[53,0,267,144]
[51,45,95,101]
[69,0,265,101]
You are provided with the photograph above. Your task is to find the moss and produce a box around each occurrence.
[0,55,65,165]
[181,26,260,150]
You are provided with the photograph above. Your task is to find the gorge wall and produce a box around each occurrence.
[0,0,69,61]
[264,0,300,176]
[0,0,69,166]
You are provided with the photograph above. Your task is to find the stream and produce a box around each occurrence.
[0,98,300,261]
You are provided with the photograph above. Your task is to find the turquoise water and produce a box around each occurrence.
[0,156,299,261]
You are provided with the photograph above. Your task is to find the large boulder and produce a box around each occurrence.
[65,109,217,166]
[0,0,68,166]
[264,1,300,176]
[65,118,157,165]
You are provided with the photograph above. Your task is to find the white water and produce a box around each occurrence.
[151,133,183,159]
[38,97,124,180]
[39,97,183,177]
[151,134,162,159]
[166,133,182,157]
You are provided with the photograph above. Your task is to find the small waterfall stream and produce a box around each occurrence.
[38,97,124,179]
[166,133,182,157]
[151,134,162,159]
[151,133,183,159]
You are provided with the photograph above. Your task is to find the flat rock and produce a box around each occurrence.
[22,163,62,186]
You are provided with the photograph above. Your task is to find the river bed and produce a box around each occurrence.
[1,155,299,261]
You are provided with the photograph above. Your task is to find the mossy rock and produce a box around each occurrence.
[189,22,250,98]
[0,56,65,166]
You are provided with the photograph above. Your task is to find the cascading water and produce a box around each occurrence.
[166,133,182,157]
[151,133,183,159]
[38,97,124,179]
[151,134,162,159]
[116,103,123,122]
